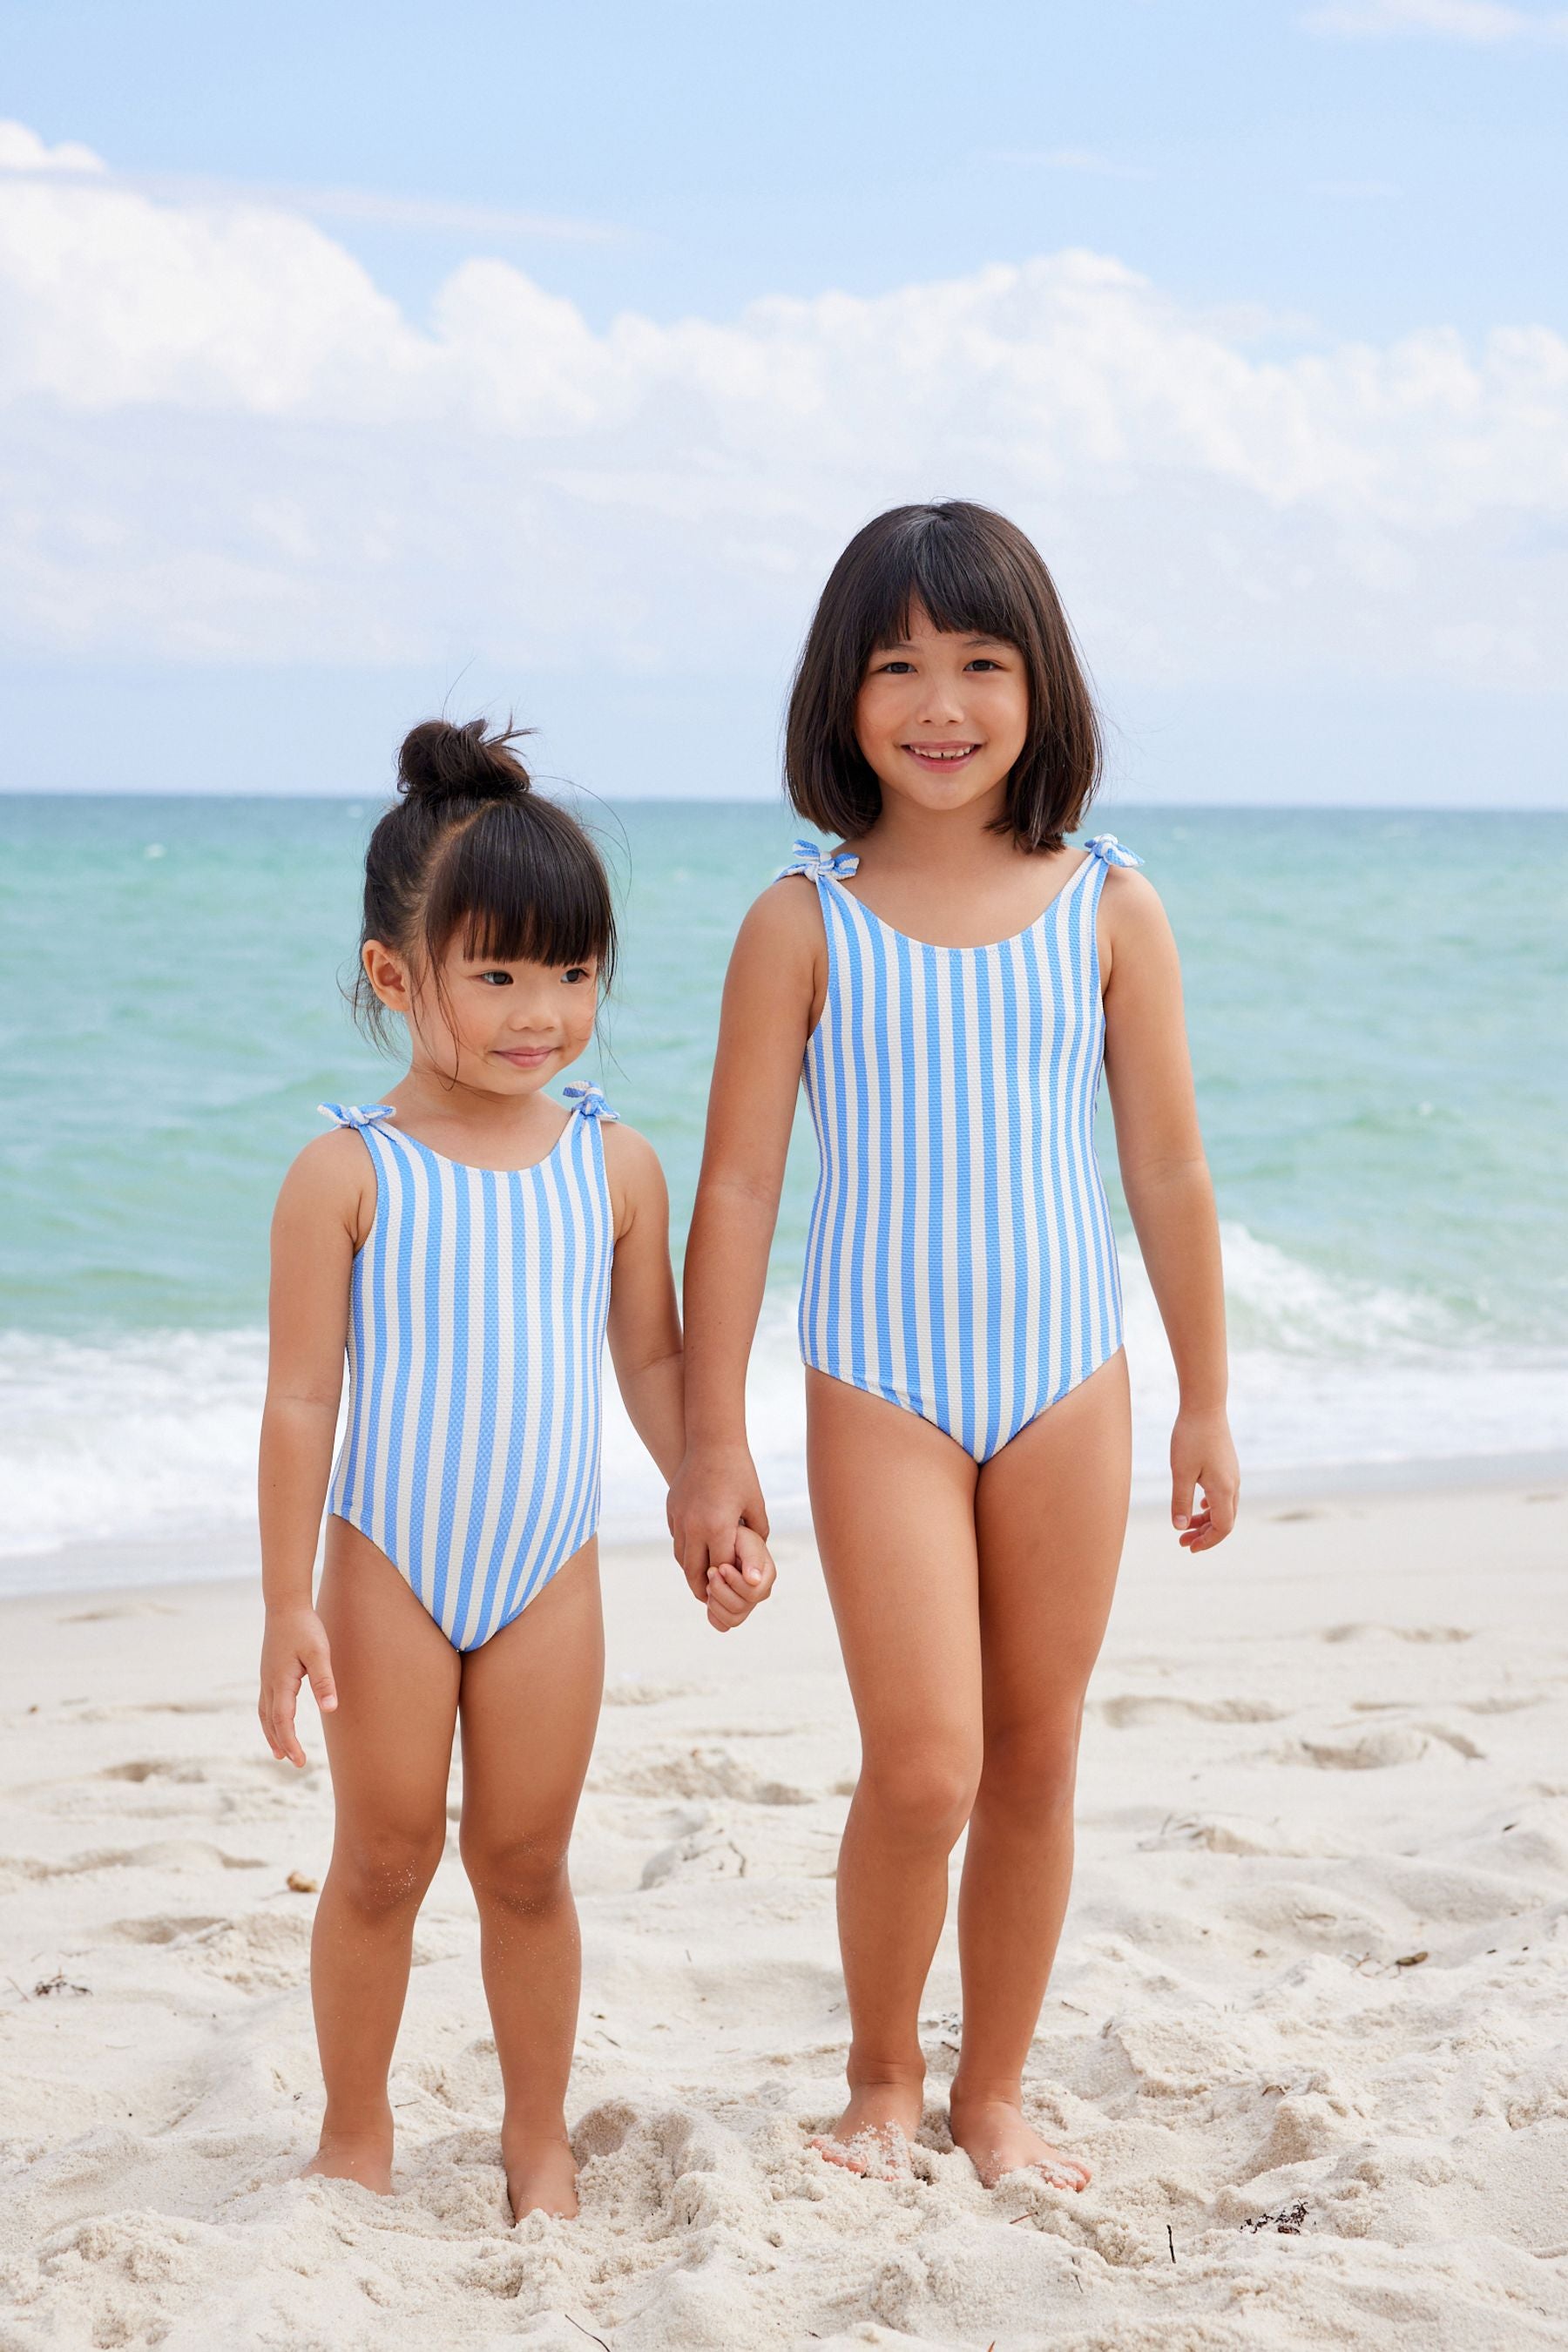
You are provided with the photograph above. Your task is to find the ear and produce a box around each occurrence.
[362,938,413,1015]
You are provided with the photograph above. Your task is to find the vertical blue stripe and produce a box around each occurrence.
[428,1166,472,1631]
[867,915,896,1395]
[447,1168,497,1643]
[1059,874,1097,1386]
[945,950,976,1456]
[974,951,1004,1463]
[843,901,875,1384]
[405,1145,445,1612]
[1001,943,1029,1444]
[893,930,922,1414]
[383,1135,421,1596]
[472,1169,531,1640]
[922,943,950,1436]
[819,886,855,1379]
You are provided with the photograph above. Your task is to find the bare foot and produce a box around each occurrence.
[809,2082,924,2179]
[303,2132,394,2194]
[949,2096,1092,2192]
[504,2131,578,2221]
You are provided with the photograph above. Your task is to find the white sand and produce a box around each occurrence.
[2,1478,1567,2350]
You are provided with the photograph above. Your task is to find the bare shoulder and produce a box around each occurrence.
[272,1125,373,1252]
[278,1125,369,1206]
[728,871,828,984]
[599,1118,665,1192]
[1100,862,1173,946]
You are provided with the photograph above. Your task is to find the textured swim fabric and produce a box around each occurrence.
[319,1083,618,1649]
[783,835,1143,1463]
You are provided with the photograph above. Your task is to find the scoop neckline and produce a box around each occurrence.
[824,846,1097,955]
[373,1100,584,1177]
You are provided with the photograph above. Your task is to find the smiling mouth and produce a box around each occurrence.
[903,743,981,765]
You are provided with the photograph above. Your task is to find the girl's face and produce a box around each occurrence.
[362,936,600,1096]
[855,604,1030,821]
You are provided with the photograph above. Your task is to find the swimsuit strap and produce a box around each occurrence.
[1080,834,1143,870]
[777,837,861,883]
[319,1101,397,1130]
[561,1080,620,1124]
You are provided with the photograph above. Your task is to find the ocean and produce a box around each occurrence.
[2,794,1565,1588]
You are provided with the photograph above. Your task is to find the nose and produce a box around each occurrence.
[911,672,967,727]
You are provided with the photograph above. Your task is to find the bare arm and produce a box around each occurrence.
[603,1122,685,1485]
[668,879,821,1585]
[1101,872,1240,1551]
[604,1120,777,1628]
[256,1132,364,1762]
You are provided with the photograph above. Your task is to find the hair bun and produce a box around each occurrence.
[396,717,532,806]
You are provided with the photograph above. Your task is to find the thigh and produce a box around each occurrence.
[805,1369,984,1754]
[317,1516,462,1836]
[457,1542,605,1848]
[974,1349,1132,1728]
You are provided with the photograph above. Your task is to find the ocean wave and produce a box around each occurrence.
[2,1228,1564,1569]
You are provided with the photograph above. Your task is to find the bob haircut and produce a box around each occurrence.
[353,717,617,1048]
[784,501,1102,853]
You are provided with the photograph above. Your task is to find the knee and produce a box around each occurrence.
[459,1825,571,1919]
[331,1823,444,1918]
[977,1719,1083,1817]
[856,1742,982,1848]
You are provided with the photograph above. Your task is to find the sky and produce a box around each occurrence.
[2,0,1565,806]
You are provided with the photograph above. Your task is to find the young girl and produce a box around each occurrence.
[258,718,773,2222]
[671,502,1238,2192]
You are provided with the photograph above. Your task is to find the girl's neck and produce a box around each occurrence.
[858,787,1024,875]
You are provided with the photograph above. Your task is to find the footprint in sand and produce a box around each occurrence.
[1098,1695,1289,1729]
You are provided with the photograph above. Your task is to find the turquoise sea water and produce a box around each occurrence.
[2,794,1565,1570]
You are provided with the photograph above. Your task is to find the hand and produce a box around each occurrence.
[703,1523,777,1633]
[259,1605,337,1767]
[1171,1408,1240,1552]
[666,1441,770,1604]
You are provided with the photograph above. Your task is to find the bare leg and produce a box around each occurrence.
[950,1349,1132,2190]
[804,1370,984,2174]
[309,1519,461,2190]
[457,1542,604,2221]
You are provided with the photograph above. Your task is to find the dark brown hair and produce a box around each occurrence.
[353,718,617,1045]
[784,501,1102,852]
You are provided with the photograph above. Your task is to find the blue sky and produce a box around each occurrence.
[3,0,1565,804]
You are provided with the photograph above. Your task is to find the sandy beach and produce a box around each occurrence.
[2,1476,1566,2350]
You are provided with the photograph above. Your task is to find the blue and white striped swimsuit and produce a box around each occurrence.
[784,835,1142,1463]
[319,1084,618,1650]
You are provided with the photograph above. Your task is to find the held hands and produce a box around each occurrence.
[1171,1407,1240,1552]
[666,1441,776,1632]
[703,1522,778,1632]
[259,1605,338,1767]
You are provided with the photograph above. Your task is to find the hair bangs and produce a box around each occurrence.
[423,803,617,984]
[869,518,1031,662]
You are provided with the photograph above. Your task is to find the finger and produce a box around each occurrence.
[1171,1471,1195,1533]
[680,1538,712,1599]
[269,1691,306,1769]
[705,1577,749,1625]
[306,1657,338,1715]
[740,1503,771,1544]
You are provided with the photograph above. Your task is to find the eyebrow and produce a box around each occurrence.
[878,632,1006,652]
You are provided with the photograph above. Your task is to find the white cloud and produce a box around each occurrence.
[1303,0,1568,40]
[0,126,1565,692]
[0,119,106,173]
